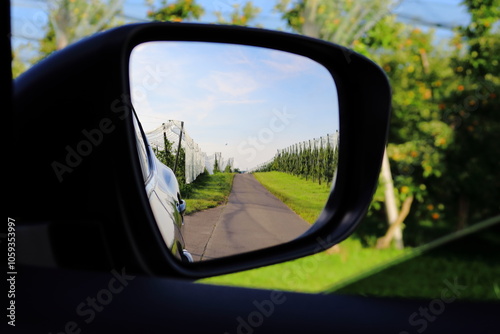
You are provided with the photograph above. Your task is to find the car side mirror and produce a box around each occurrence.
[178,199,186,216]
[12,22,390,278]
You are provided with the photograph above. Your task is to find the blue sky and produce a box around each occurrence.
[129,41,338,169]
[11,0,470,50]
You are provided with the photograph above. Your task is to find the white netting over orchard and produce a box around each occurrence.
[204,152,234,175]
[146,121,233,183]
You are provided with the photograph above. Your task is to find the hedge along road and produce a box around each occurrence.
[183,173,311,261]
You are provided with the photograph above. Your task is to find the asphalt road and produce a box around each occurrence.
[183,173,311,261]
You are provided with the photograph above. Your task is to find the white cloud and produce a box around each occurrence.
[198,70,260,97]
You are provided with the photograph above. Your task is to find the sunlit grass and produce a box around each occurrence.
[332,255,500,301]
[184,172,234,215]
[200,237,406,293]
[253,171,332,224]
[196,171,498,301]
[331,217,500,301]
[198,171,406,293]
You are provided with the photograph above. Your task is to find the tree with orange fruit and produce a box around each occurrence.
[439,0,500,230]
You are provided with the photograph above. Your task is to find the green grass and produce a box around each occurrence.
[196,171,499,301]
[331,217,500,301]
[184,172,235,215]
[198,171,406,293]
[200,237,406,293]
[253,171,332,224]
[333,255,500,301]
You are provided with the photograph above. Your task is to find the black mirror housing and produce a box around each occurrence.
[11,23,391,278]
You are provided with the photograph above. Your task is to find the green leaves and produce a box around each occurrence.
[262,136,338,186]
[147,0,204,22]
[215,1,261,26]
[153,134,187,186]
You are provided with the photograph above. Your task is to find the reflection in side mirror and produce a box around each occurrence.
[130,42,339,262]
[178,199,187,216]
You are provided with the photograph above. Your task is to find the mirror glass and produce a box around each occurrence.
[129,41,339,262]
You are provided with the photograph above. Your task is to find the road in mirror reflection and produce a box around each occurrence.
[130,41,339,261]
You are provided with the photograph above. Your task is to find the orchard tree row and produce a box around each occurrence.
[258,135,339,186]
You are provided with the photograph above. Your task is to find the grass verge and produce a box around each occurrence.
[184,172,235,215]
[198,171,406,293]
[197,171,499,301]
[200,237,405,293]
[253,171,331,224]
[330,217,500,301]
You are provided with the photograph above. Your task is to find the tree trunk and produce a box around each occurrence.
[303,0,320,38]
[377,195,414,249]
[381,149,404,249]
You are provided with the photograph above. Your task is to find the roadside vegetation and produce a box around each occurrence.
[199,171,407,293]
[331,218,500,301]
[200,172,499,300]
[151,130,235,216]
[201,237,406,294]
[253,171,331,224]
[183,171,234,215]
